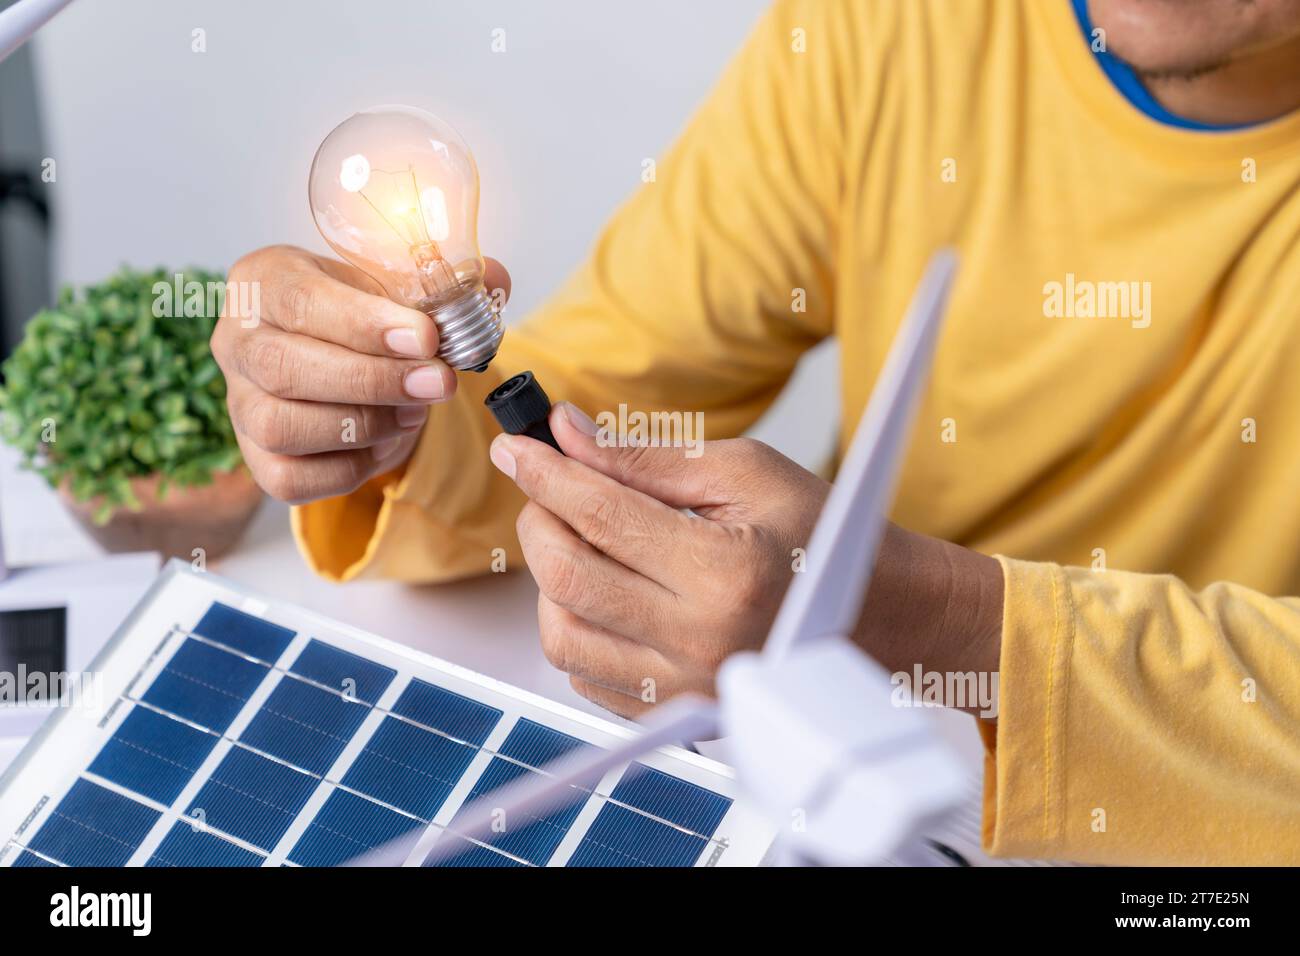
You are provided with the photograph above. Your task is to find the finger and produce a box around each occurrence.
[550,405,803,521]
[314,253,392,295]
[490,431,701,586]
[238,431,417,504]
[568,676,655,720]
[228,327,456,405]
[517,501,678,644]
[232,252,439,359]
[536,594,666,699]
[313,254,511,349]
[483,257,511,306]
[227,378,427,455]
[547,402,728,509]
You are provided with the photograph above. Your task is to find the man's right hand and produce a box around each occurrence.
[211,245,510,504]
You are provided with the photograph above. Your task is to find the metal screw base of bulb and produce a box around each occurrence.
[428,283,504,372]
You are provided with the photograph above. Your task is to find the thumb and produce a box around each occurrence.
[549,401,732,510]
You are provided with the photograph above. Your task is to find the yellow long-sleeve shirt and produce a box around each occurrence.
[294,0,1300,865]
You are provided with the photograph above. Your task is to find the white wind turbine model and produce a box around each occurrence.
[357,250,968,867]
[0,0,74,64]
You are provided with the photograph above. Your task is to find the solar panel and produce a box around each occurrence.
[0,561,775,867]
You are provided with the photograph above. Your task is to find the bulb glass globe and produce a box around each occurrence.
[309,105,503,371]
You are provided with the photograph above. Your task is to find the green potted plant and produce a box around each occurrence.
[0,266,262,561]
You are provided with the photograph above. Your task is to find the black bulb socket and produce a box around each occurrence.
[484,370,562,453]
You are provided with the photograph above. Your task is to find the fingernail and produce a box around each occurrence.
[372,437,401,462]
[561,402,598,437]
[385,327,425,357]
[489,436,517,480]
[395,405,428,428]
[404,366,445,400]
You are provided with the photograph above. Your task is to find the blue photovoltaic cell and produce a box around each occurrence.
[608,763,731,836]
[390,679,501,746]
[564,765,731,868]
[186,747,317,850]
[27,779,160,867]
[567,802,708,867]
[290,640,395,705]
[424,719,592,867]
[12,851,57,867]
[427,837,527,868]
[288,789,423,866]
[193,602,295,663]
[146,821,264,867]
[448,755,587,865]
[88,706,219,805]
[142,638,267,732]
[239,676,368,775]
[341,717,477,820]
[498,718,592,769]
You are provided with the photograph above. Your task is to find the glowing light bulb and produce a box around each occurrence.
[309,105,504,371]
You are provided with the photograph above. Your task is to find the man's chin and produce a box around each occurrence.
[1087,0,1248,80]
[1125,56,1231,83]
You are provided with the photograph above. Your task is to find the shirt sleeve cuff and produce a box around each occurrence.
[291,369,513,583]
[980,554,1075,859]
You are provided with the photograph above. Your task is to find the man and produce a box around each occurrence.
[211,0,1300,865]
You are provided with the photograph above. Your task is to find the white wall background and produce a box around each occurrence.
[30,0,837,467]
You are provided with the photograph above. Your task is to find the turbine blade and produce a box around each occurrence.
[763,250,958,660]
[0,0,76,65]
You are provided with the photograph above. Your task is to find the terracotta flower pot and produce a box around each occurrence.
[59,467,264,562]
